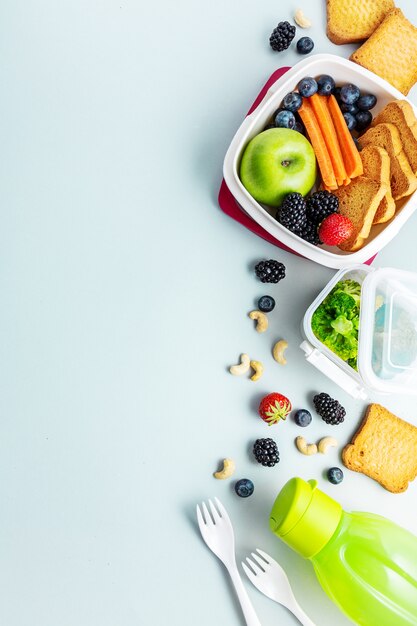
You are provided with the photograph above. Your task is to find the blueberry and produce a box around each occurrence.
[355,110,372,131]
[293,409,312,427]
[297,36,314,55]
[293,121,305,134]
[340,83,360,105]
[327,467,344,485]
[235,478,254,498]
[274,109,296,129]
[357,94,377,111]
[340,103,359,115]
[317,75,335,96]
[343,112,357,130]
[258,295,275,312]
[297,77,318,98]
[281,92,303,112]
[333,86,342,101]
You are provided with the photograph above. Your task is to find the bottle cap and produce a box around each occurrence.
[270,477,342,558]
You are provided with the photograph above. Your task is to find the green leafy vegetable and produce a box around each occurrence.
[311,279,361,369]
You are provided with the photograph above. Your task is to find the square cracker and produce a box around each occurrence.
[350,8,417,95]
[342,404,417,493]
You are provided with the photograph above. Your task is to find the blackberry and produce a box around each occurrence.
[300,220,320,246]
[253,438,280,467]
[278,192,307,235]
[255,260,286,283]
[306,191,339,225]
[269,21,296,52]
[313,393,346,425]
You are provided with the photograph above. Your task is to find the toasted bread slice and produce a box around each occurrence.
[360,123,417,200]
[350,8,417,95]
[372,100,417,176]
[326,0,394,44]
[342,404,417,493]
[360,145,395,224]
[334,176,387,251]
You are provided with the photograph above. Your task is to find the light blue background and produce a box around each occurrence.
[1,1,417,625]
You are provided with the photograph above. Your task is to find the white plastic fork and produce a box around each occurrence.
[196,498,261,626]
[242,549,316,626]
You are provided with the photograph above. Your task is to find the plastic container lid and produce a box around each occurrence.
[270,477,342,559]
[359,268,417,394]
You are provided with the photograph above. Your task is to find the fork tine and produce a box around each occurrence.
[196,504,205,530]
[208,499,221,523]
[245,556,263,576]
[202,501,212,525]
[251,552,268,570]
[241,561,256,581]
[255,548,272,563]
[214,497,230,521]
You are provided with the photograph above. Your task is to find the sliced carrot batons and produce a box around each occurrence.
[309,94,348,187]
[298,99,338,190]
[327,95,363,179]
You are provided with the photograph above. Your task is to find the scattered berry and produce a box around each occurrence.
[296,36,314,55]
[343,112,356,130]
[313,393,346,425]
[269,21,296,52]
[300,221,321,246]
[278,193,307,235]
[293,409,312,427]
[357,94,377,111]
[275,109,296,129]
[297,77,318,98]
[317,74,335,96]
[253,438,280,467]
[281,92,303,112]
[235,478,255,497]
[355,110,372,131]
[255,260,286,283]
[306,190,339,225]
[327,467,344,484]
[318,213,354,246]
[259,392,292,425]
[258,295,275,312]
[340,83,360,105]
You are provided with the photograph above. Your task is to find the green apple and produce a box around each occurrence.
[239,128,317,207]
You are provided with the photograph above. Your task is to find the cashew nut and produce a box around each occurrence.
[273,340,288,365]
[229,353,250,376]
[318,436,338,454]
[295,436,317,456]
[213,458,236,480]
[249,310,268,333]
[250,360,264,381]
[294,9,311,28]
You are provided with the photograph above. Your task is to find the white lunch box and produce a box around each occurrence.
[301,264,417,399]
[223,54,417,269]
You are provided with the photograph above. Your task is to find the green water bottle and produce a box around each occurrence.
[270,477,417,625]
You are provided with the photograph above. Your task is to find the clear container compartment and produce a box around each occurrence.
[301,264,417,398]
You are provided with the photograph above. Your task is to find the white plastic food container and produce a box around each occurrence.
[223,54,417,269]
[301,264,417,399]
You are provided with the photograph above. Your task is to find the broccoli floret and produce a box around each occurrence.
[311,278,361,369]
[326,291,358,320]
[335,279,361,305]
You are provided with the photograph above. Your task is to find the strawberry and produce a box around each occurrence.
[258,392,292,426]
[318,213,354,246]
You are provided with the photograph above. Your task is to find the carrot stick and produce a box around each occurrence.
[309,94,347,187]
[327,95,363,179]
[298,99,338,190]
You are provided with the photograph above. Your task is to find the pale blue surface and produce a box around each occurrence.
[1,1,417,625]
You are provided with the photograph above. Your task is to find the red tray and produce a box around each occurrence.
[218,67,377,264]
